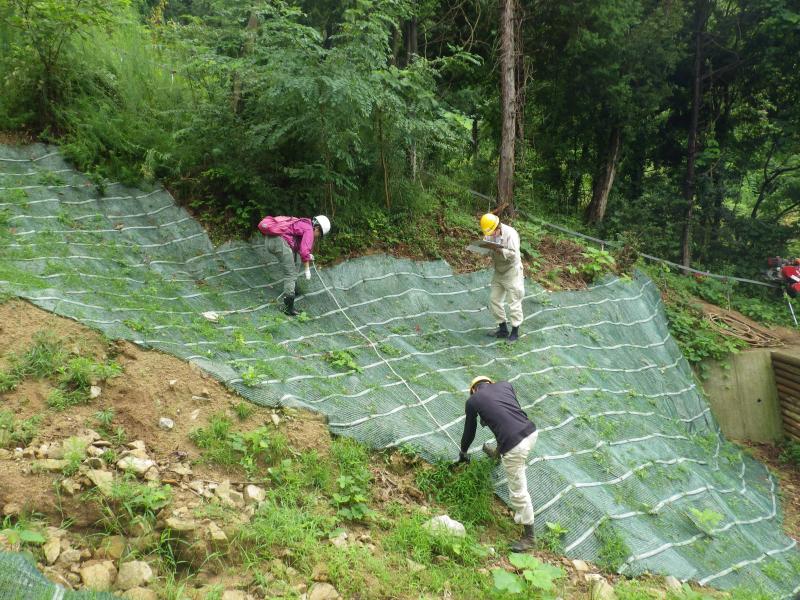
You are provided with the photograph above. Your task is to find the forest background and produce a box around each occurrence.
[1,0,799,280]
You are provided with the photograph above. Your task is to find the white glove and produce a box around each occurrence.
[304,264,311,280]
[309,254,315,262]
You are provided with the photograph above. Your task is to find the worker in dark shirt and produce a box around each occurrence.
[457,375,538,551]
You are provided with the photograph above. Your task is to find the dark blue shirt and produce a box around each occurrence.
[460,381,536,455]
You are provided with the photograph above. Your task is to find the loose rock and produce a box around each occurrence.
[589,577,617,600]
[43,536,61,565]
[87,469,113,495]
[123,588,158,600]
[117,456,156,476]
[215,480,245,508]
[90,386,102,399]
[159,417,174,430]
[423,515,466,537]
[308,582,340,600]
[245,484,266,505]
[115,560,153,590]
[96,535,126,560]
[571,559,590,573]
[79,560,117,591]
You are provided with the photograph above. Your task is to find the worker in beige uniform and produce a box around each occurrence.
[480,213,524,342]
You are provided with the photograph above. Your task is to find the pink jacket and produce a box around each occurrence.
[258,216,315,262]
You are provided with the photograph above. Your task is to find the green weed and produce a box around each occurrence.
[384,513,488,566]
[0,411,40,447]
[415,458,495,526]
[93,407,115,430]
[491,552,565,596]
[233,401,254,420]
[595,520,630,572]
[538,521,568,554]
[61,436,88,477]
[324,349,362,373]
[687,508,723,537]
[191,415,288,476]
[0,515,46,548]
[96,474,172,533]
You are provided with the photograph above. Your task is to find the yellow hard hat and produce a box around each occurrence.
[470,375,494,393]
[480,213,499,235]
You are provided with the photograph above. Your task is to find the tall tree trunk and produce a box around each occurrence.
[497,0,516,214]
[586,127,622,224]
[406,16,418,64]
[231,11,259,113]
[514,0,526,147]
[681,0,708,268]
[472,118,479,163]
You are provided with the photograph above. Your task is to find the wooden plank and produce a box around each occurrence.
[781,404,800,423]
[781,412,800,434]
[781,408,800,428]
[786,428,800,443]
[772,352,800,369]
[773,363,800,380]
[783,421,800,441]
[774,378,800,398]
[779,400,800,415]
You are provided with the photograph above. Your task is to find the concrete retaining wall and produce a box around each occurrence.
[700,348,784,442]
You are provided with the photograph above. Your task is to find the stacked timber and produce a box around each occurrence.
[771,351,800,442]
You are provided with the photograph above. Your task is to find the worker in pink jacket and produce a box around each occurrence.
[258,215,331,316]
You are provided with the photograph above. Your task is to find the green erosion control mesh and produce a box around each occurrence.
[1,145,799,597]
[0,551,116,600]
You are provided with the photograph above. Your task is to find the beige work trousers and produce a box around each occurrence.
[490,268,525,327]
[501,430,538,526]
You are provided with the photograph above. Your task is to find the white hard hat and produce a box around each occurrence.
[313,215,331,236]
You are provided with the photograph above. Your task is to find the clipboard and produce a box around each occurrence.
[476,239,504,250]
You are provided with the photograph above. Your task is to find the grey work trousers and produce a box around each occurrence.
[265,235,298,297]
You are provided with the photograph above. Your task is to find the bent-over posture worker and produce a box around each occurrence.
[457,375,538,551]
[480,213,524,342]
[258,214,331,316]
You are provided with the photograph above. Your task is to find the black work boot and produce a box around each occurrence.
[510,524,535,552]
[508,326,520,342]
[283,295,300,316]
[489,322,509,338]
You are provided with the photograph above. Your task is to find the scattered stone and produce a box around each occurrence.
[123,588,158,600]
[168,379,178,388]
[143,466,161,482]
[2,502,22,517]
[127,440,147,453]
[664,576,681,591]
[165,515,198,532]
[0,449,12,460]
[406,558,425,574]
[115,560,153,590]
[215,480,245,508]
[589,577,617,600]
[90,386,102,399]
[60,478,81,495]
[206,521,228,543]
[423,515,466,537]
[44,442,64,459]
[57,548,82,567]
[329,530,348,548]
[79,560,117,591]
[129,517,153,538]
[190,409,201,420]
[572,559,590,573]
[117,456,156,476]
[87,469,113,495]
[270,413,281,427]
[43,536,61,565]
[168,463,192,476]
[308,583,340,600]
[35,459,69,472]
[188,480,206,495]
[96,535,126,560]
[158,417,174,430]
[311,563,329,582]
[85,456,105,469]
[245,484,266,505]
[22,446,36,459]
[221,591,247,600]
